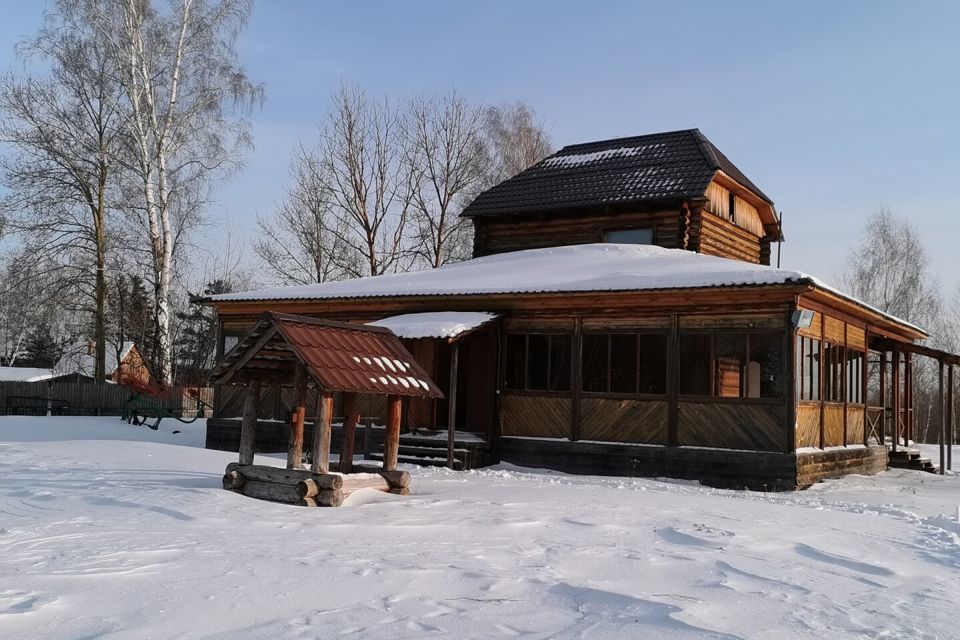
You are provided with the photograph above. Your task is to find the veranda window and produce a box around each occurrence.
[581,333,667,395]
[504,333,571,392]
[796,336,821,401]
[679,332,784,399]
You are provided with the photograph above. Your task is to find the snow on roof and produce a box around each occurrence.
[0,366,55,382]
[369,312,499,340]
[53,341,136,378]
[210,244,922,333]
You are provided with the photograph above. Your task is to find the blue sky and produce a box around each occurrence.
[1,1,958,288]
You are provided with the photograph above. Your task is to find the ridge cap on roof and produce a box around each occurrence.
[554,128,701,154]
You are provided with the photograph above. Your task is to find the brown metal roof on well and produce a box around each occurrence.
[210,312,443,399]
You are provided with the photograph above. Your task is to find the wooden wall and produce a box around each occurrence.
[678,401,785,452]
[472,208,686,257]
[794,304,871,451]
[579,398,667,444]
[500,394,571,439]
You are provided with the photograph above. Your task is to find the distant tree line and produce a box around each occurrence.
[0,1,553,386]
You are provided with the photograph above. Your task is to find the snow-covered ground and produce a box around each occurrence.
[1,416,958,639]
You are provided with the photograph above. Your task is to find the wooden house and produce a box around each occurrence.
[203,129,946,489]
[52,340,154,386]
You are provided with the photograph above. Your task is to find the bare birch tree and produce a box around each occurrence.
[483,101,553,185]
[838,208,947,442]
[254,144,359,284]
[318,84,415,277]
[406,93,488,267]
[84,0,262,385]
[0,6,126,382]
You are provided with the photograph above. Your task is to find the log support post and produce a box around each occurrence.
[879,351,887,446]
[384,395,402,471]
[948,365,954,471]
[312,391,333,473]
[891,349,900,453]
[447,341,460,469]
[339,392,360,473]
[238,379,260,465]
[905,353,913,446]
[939,361,946,475]
[287,362,308,469]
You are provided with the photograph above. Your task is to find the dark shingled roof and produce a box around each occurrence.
[461,128,773,218]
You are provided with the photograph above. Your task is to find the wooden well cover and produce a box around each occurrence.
[211,312,444,399]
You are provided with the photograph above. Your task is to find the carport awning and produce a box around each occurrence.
[369,312,499,342]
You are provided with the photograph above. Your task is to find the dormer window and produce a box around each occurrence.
[603,228,653,245]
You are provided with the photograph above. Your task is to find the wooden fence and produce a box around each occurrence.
[0,381,213,417]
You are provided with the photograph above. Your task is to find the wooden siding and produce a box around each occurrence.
[823,315,846,345]
[405,339,437,429]
[472,209,685,257]
[582,316,669,330]
[796,402,821,449]
[501,393,571,439]
[677,401,786,452]
[846,406,865,444]
[847,325,866,351]
[797,309,822,339]
[579,398,668,444]
[697,211,762,264]
[823,403,845,447]
[705,181,765,236]
[678,313,785,330]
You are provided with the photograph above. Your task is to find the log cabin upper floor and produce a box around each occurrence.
[202,129,938,489]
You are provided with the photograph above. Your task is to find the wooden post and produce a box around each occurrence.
[666,314,679,447]
[784,312,796,453]
[879,352,887,446]
[447,341,460,469]
[339,392,360,473]
[939,361,945,475]
[571,317,582,442]
[862,338,869,447]
[287,362,308,469]
[948,365,954,471]
[891,350,900,453]
[384,395,402,471]
[238,379,260,465]
[311,392,333,473]
[905,353,913,446]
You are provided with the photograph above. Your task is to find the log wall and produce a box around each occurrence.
[472,208,685,257]
[795,445,887,486]
[696,211,762,264]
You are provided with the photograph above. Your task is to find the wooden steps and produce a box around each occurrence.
[888,448,938,473]
[366,430,490,470]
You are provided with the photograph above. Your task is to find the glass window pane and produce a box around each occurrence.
[604,228,653,245]
[505,335,526,389]
[638,334,667,394]
[810,339,820,401]
[749,332,784,399]
[609,334,638,393]
[714,334,746,398]
[549,335,571,392]
[679,334,711,396]
[527,335,549,391]
[582,334,608,392]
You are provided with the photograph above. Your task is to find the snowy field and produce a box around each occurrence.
[1,417,958,639]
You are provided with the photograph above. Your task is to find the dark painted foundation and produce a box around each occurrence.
[206,417,386,455]
[497,437,890,490]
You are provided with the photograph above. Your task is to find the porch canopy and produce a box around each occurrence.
[369,311,499,342]
[210,312,442,474]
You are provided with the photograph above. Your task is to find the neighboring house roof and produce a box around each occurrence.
[52,341,136,379]
[0,366,55,382]
[206,243,922,335]
[210,313,444,398]
[369,312,500,341]
[460,128,773,218]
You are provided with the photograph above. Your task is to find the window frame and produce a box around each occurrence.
[677,330,785,402]
[580,330,668,398]
[502,331,573,395]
